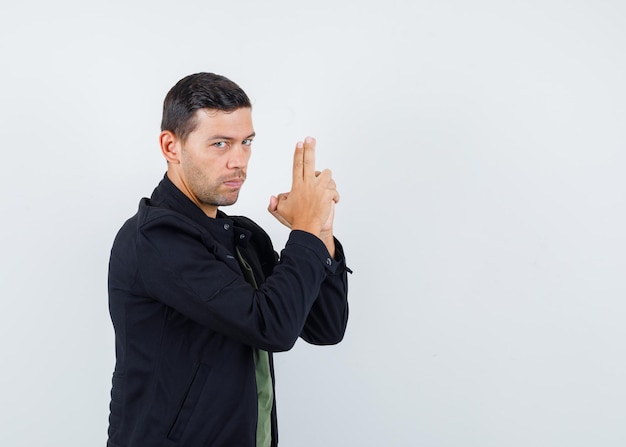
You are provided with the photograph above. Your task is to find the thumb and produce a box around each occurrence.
[268,195,278,213]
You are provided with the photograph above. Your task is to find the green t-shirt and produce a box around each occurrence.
[254,348,273,447]
[236,247,273,446]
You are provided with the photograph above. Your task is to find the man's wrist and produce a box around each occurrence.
[320,230,335,259]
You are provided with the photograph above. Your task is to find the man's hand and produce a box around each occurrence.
[268,137,339,254]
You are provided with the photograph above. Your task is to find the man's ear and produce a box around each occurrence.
[160,131,181,164]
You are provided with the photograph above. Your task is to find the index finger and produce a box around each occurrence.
[302,136,316,178]
[291,136,316,184]
[292,140,305,184]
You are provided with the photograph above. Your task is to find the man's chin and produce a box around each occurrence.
[215,194,240,207]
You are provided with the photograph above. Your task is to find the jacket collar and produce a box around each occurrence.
[149,173,250,247]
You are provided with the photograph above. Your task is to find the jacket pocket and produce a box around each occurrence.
[167,363,211,441]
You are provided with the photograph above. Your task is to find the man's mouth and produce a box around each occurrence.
[223,178,244,188]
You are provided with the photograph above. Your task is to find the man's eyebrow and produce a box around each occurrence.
[208,132,256,141]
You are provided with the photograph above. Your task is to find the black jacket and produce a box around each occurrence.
[107,175,349,446]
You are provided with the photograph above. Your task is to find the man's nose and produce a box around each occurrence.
[227,145,249,169]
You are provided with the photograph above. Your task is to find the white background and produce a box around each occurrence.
[1,1,625,446]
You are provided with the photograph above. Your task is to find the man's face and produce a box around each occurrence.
[177,107,255,214]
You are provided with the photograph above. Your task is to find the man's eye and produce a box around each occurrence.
[242,139,253,146]
[214,142,227,149]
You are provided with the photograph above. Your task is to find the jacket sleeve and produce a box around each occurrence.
[135,211,336,352]
[299,237,350,345]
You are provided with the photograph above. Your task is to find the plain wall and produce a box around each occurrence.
[1,1,625,445]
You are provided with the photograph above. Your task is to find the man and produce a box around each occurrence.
[107,72,350,447]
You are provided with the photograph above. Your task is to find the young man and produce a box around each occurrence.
[107,72,350,446]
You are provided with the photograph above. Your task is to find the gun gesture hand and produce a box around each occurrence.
[268,137,339,236]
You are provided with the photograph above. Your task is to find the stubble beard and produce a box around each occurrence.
[191,171,246,208]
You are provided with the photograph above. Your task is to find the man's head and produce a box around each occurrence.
[161,72,252,143]
[159,73,255,218]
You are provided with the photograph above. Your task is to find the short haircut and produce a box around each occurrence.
[161,72,251,142]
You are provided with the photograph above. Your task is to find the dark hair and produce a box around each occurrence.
[161,72,251,141]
